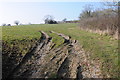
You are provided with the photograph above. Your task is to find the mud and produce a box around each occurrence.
[2,31,103,79]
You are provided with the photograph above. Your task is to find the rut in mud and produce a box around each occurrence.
[4,31,103,79]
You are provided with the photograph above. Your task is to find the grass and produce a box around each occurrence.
[48,32,64,48]
[1,23,118,78]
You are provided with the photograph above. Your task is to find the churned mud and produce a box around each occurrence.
[2,31,103,79]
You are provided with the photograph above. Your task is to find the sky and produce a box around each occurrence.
[0,1,107,25]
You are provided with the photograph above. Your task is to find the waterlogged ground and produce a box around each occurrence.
[2,23,118,78]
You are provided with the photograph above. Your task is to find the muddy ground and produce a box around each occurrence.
[2,31,103,79]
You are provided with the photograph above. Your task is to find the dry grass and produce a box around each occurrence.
[79,15,118,39]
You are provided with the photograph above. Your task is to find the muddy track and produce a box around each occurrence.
[4,31,103,79]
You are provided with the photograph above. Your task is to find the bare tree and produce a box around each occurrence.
[62,18,67,22]
[79,4,93,19]
[44,15,54,24]
[103,0,119,13]
[44,15,57,24]
[14,20,19,25]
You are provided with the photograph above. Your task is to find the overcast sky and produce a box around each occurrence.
[0,1,109,25]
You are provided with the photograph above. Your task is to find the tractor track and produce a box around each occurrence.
[3,31,103,79]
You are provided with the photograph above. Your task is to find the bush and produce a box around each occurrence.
[79,8,118,39]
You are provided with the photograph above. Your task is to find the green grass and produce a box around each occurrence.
[48,32,64,48]
[1,23,118,78]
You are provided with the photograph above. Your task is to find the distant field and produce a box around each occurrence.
[2,23,118,78]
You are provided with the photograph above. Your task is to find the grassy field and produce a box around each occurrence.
[1,23,118,78]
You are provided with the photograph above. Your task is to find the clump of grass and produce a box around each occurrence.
[47,32,64,48]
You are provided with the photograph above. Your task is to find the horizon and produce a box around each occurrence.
[0,2,107,26]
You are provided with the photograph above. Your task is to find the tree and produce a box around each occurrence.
[103,0,119,13]
[2,24,6,26]
[29,22,31,25]
[62,18,67,22]
[44,15,54,24]
[79,4,93,19]
[7,24,11,26]
[14,20,19,25]
[44,15,57,24]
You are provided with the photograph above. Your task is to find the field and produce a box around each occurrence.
[1,23,118,78]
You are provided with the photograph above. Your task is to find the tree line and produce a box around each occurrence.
[1,16,68,26]
[2,20,20,26]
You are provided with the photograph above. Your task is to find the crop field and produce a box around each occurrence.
[1,23,118,78]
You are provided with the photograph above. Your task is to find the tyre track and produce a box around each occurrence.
[5,31,103,79]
